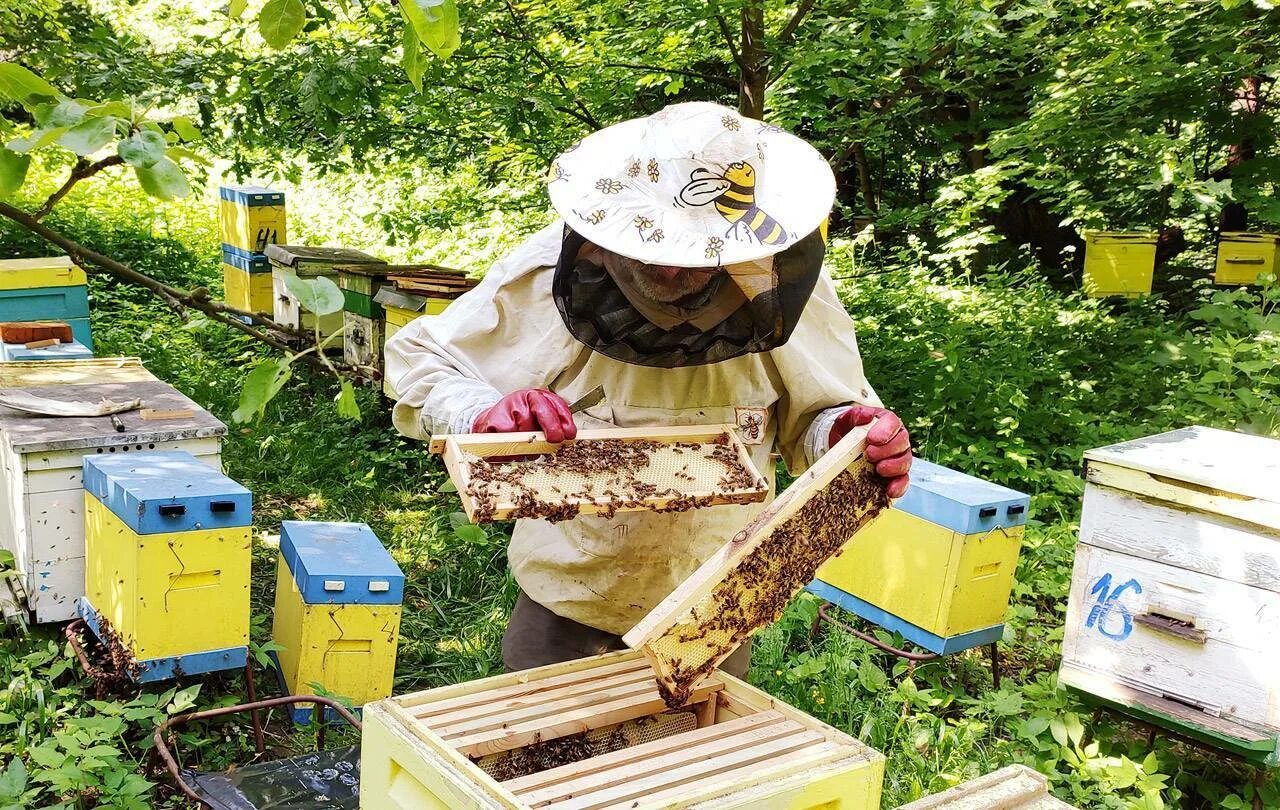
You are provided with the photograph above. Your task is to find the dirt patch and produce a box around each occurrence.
[652,463,890,708]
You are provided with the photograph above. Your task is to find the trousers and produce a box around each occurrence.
[502,591,753,679]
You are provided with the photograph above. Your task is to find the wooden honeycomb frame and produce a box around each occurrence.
[431,426,768,524]
[624,425,890,704]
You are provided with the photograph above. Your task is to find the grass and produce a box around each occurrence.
[0,169,1277,808]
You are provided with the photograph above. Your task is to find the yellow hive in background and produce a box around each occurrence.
[77,450,252,681]
[218,186,286,254]
[0,256,87,289]
[379,291,452,398]
[222,263,274,313]
[1215,232,1279,285]
[271,521,404,723]
[1082,231,1158,298]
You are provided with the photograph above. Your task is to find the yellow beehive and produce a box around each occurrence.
[810,459,1029,655]
[380,292,451,398]
[218,186,286,254]
[0,256,87,289]
[271,521,403,723]
[1215,232,1279,285]
[78,451,252,681]
[223,263,274,314]
[360,649,885,810]
[1082,231,1157,298]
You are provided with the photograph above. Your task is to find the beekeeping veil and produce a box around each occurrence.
[545,102,837,368]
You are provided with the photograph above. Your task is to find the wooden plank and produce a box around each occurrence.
[897,765,1075,809]
[424,664,655,729]
[410,657,651,719]
[451,678,725,758]
[502,711,786,796]
[549,734,837,810]
[1080,483,1280,593]
[516,714,799,806]
[437,677,659,739]
[1059,543,1280,730]
[428,425,743,456]
[1086,461,1280,533]
[711,672,859,745]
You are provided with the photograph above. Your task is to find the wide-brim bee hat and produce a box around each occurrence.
[546,101,836,268]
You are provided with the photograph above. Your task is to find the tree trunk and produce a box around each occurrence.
[738,0,767,119]
[1214,75,1265,232]
[850,142,878,213]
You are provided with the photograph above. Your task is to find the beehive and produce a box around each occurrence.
[625,426,888,705]
[271,521,404,723]
[360,650,885,809]
[218,185,286,254]
[433,426,768,525]
[222,248,274,314]
[0,257,93,349]
[1059,426,1280,764]
[809,458,1029,655]
[77,450,251,681]
[339,266,387,369]
[1215,232,1279,285]
[897,765,1076,809]
[0,359,226,623]
[0,339,93,362]
[267,245,385,340]
[1082,231,1157,298]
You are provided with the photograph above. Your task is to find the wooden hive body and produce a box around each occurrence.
[222,256,274,314]
[218,185,286,254]
[810,458,1029,655]
[1215,231,1279,285]
[270,520,404,723]
[360,650,884,809]
[1059,425,1280,764]
[625,426,888,704]
[1081,231,1157,298]
[0,359,225,623]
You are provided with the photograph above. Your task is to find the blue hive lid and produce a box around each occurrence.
[2,339,93,361]
[219,185,286,206]
[893,458,1030,534]
[83,450,252,535]
[280,521,404,605]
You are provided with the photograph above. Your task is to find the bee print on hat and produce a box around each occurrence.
[678,161,787,246]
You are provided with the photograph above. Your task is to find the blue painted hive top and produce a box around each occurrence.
[219,185,285,206]
[280,521,404,605]
[893,458,1030,534]
[83,450,251,535]
[1,339,93,361]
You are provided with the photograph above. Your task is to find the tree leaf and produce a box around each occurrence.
[284,274,344,315]
[335,381,361,420]
[232,357,295,423]
[6,127,67,153]
[33,98,86,128]
[83,101,132,119]
[229,0,249,18]
[400,0,461,60]
[117,129,167,168]
[259,0,307,49]
[0,149,30,198]
[0,63,59,104]
[169,115,201,142]
[401,20,426,93]
[134,157,191,200]
[58,116,118,156]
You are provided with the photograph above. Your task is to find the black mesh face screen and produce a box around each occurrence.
[553,226,825,368]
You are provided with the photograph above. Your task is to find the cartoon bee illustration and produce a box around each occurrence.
[677,162,788,246]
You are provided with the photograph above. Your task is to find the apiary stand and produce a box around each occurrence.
[0,359,226,623]
[1059,426,1280,767]
[360,649,884,809]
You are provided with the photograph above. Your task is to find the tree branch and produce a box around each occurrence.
[776,0,817,49]
[34,156,125,221]
[499,1,603,130]
[602,62,738,89]
[0,200,357,374]
[708,0,746,72]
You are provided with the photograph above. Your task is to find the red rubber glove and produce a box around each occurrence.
[830,405,911,498]
[472,389,578,443]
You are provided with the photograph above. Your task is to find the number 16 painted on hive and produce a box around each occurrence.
[1085,572,1143,641]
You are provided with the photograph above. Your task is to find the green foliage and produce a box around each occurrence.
[258,0,308,49]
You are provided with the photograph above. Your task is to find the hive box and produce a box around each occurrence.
[222,248,274,314]
[0,257,93,349]
[78,450,251,681]
[0,339,93,361]
[1059,426,1280,764]
[1215,232,1279,285]
[809,458,1029,654]
[218,185,286,254]
[266,246,383,340]
[375,287,452,398]
[272,521,404,723]
[339,267,389,369]
[1082,231,1157,298]
[0,359,226,623]
[360,650,884,809]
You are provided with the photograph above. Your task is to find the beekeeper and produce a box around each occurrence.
[385,102,911,676]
